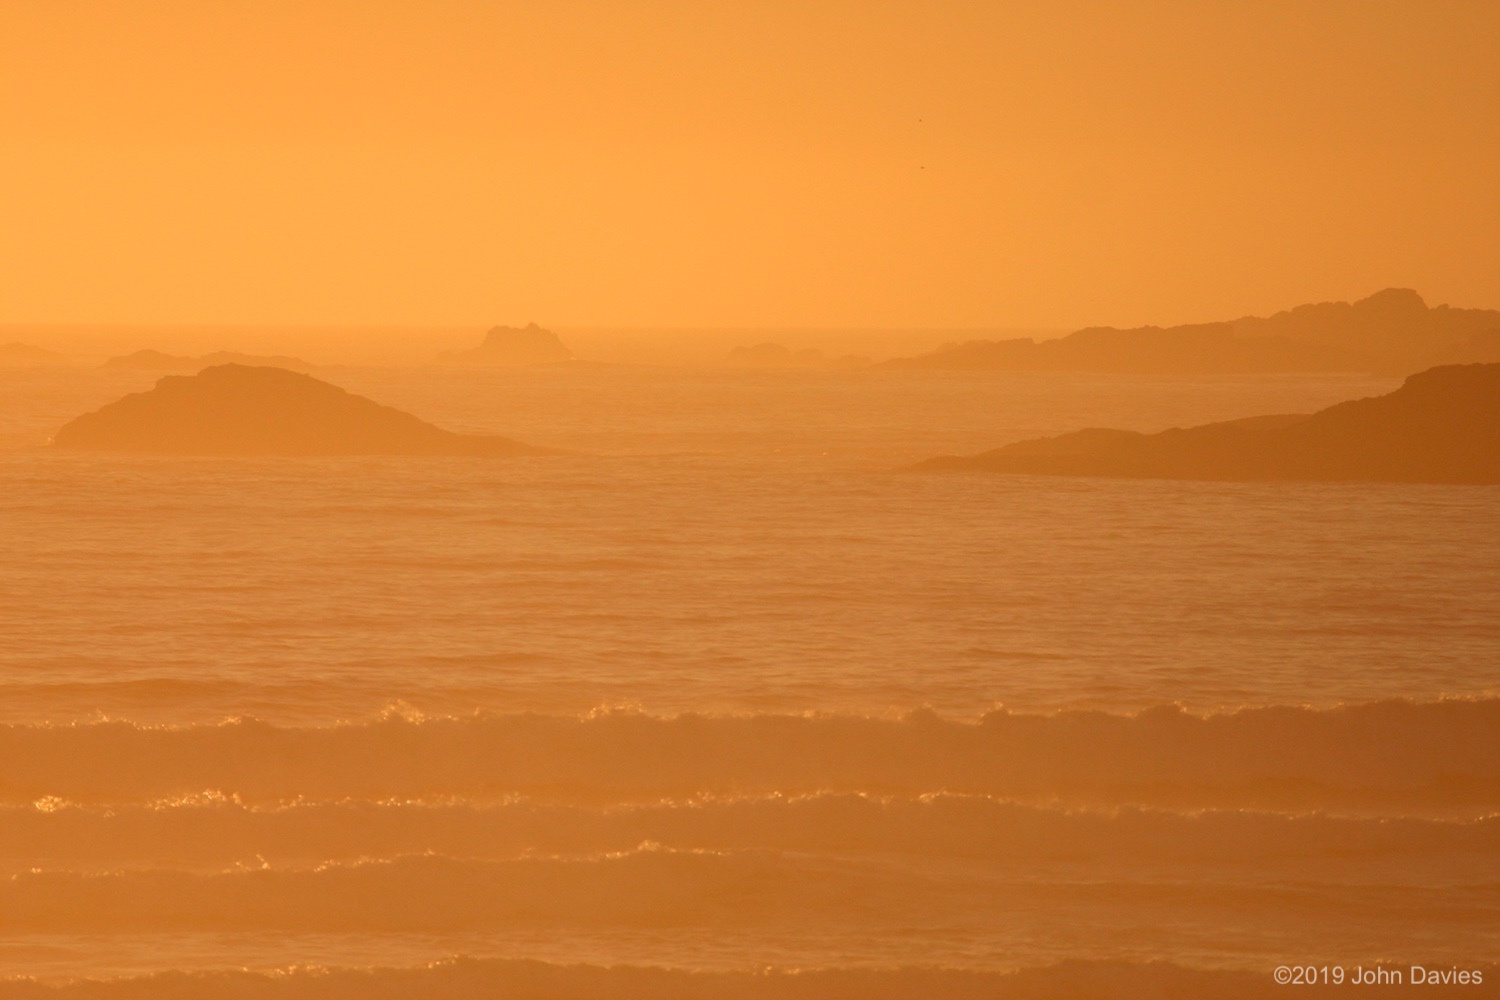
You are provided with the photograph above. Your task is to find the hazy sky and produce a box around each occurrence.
[2,1,1496,329]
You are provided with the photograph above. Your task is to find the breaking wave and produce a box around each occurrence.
[2,699,1495,812]
[4,700,1495,993]
[2,793,1495,872]
[5,847,1496,933]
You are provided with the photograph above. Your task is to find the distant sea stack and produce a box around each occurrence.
[915,363,1500,485]
[881,289,1500,376]
[440,323,573,366]
[103,349,317,373]
[52,364,551,457]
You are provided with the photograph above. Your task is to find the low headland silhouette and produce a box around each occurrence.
[438,323,574,366]
[52,364,552,456]
[103,349,317,372]
[916,363,1500,484]
[724,342,871,368]
[883,289,1500,376]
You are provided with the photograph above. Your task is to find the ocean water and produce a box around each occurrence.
[1,363,1497,996]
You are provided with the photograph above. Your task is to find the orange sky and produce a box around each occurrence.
[2,1,1496,329]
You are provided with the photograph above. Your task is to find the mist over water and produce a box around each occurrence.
[1,363,1496,994]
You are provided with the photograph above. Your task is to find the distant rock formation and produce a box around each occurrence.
[882,289,1500,376]
[52,364,551,457]
[915,363,1500,484]
[439,323,573,366]
[0,342,65,366]
[724,343,871,369]
[103,349,316,373]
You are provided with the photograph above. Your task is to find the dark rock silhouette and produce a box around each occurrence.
[440,323,573,366]
[916,363,1500,484]
[52,364,551,456]
[103,349,316,373]
[883,289,1500,376]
